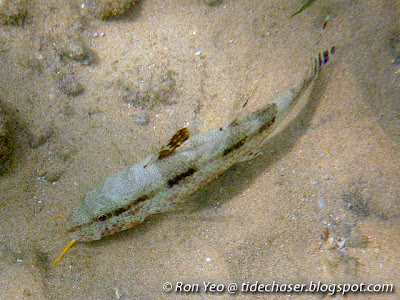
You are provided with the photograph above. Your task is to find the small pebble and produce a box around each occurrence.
[58,37,95,65]
[132,113,149,126]
[43,168,64,183]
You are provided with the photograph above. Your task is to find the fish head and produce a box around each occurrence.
[65,187,146,242]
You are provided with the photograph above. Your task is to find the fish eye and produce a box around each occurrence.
[97,214,108,222]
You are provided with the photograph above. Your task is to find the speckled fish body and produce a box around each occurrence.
[66,48,335,242]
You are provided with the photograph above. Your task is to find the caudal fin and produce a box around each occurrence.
[273,47,336,121]
[312,46,336,76]
[293,46,336,95]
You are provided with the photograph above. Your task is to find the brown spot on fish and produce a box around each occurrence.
[135,194,151,204]
[158,127,190,160]
[101,223,124,237]
[222,138,246,157]
[259,103,278,132]
[259,115,276,133]
[168,167,197,187]
[113,194,153,216]
[126,205,142,216]
[127,220,141,228]
[114,206,129,216]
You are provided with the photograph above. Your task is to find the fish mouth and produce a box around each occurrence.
[66,224,82,234]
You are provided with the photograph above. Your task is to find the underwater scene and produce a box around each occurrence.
[0,0,399,299]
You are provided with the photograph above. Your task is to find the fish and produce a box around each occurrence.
[53,47,336,265]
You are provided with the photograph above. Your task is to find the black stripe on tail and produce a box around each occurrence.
[313,46,336,75]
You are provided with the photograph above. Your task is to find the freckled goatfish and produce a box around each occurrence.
[54,47,335,265]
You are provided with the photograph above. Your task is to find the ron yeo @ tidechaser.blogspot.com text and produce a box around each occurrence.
[162,280,394,296]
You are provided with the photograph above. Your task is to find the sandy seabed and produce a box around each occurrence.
[0,0,399,299]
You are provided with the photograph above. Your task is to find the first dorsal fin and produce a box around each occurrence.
[158,127,190,160]
[144,127,190,167]
[222,87,258,130]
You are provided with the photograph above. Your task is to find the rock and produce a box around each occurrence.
[43,166,65,183]
[55,34,96,65]
[83,0,138,20]
[0,0,28,26]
